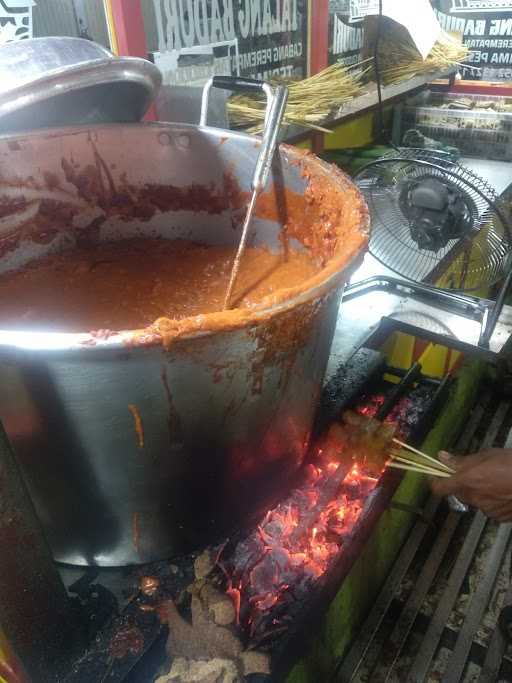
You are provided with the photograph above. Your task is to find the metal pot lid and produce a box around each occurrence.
[0,37,162,134]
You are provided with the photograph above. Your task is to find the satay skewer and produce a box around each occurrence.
[389,449,454,473]
[388,462,452,478]
[392,438,455,474]
[389,452,451,475]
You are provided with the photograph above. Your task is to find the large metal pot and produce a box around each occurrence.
[0,122,368,566]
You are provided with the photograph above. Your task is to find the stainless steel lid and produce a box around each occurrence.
[0,37,162,134]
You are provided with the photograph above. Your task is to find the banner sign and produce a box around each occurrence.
[329,0,441,66]
[0,0,35,43]
[152,0,308,86]
[432,0,512,80]
[349,0,377,22]
[329,10,364,67]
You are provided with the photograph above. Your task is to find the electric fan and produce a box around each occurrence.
[354,149,512,292]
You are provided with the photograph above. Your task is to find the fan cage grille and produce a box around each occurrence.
[355,150,512,292]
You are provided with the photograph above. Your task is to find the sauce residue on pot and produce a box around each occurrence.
[128,404,144,449]
[0,238,318,332]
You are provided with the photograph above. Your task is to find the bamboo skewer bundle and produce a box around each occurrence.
[388,462,451,477]
[227,62,369,134]
[387,438,456,479]
[378,29,471,85]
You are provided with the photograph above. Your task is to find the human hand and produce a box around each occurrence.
[430,448,512,522]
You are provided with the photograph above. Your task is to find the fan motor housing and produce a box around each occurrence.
[399,177,473,252]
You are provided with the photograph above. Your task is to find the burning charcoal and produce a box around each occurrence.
[231,537,265,579]
[216,413,383,640]
[238,601,252,631]
[248,555,279,597]
[194,551,214,580]
[303,463,321,481]
[261,519,285,538]
[279,568,300,586]
[324,527,345,545]
[250,593,279,612]
[355,393,385,420]
[259,598,290,626]
[267,546,290,572]
[249,611,272,639]
[302,563,321,581]
[344,479,361,501]
[305,490,319,508]
[315,422,348,461]
[288,552,307,569]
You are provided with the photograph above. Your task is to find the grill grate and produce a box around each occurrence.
[335,396,512,683]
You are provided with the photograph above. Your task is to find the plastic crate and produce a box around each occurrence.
[398,92,512,161]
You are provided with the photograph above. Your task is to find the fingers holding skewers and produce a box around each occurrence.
[328,411,512,524]
[388,443,512,523]
[429,448,512,522]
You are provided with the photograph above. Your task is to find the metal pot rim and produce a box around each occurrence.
[0,123,368,352]
[0,256,365,352]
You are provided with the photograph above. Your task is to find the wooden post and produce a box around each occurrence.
[310,0,329,75]
[104,0,147,58]
[309,0,329,155]
[103,0,156,120]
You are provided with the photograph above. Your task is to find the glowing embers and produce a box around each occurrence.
[219,459,379,640]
